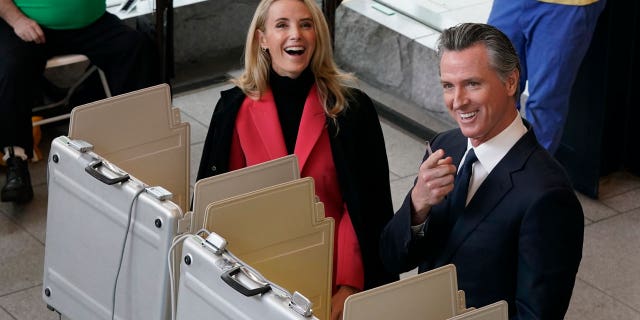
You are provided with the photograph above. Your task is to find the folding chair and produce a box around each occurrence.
[32,54,112,126]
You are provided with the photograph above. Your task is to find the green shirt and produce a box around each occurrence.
[14,0,105,30]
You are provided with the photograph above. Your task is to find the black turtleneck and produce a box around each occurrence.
[269,67,315,154]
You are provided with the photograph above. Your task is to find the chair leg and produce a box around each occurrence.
[32,113,71,127]
[65,65,99,100]
[97,68,112,97]
[32,63,111,126]
[32,65,98,114]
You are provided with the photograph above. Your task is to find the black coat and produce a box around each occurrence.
[197,86,399,289]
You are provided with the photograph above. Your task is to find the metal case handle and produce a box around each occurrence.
[85,160,130,185]
[221,266,271,297]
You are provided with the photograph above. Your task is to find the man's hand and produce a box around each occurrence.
[13,16,44,43]
[330,285,359,320]
[410,149,456,224]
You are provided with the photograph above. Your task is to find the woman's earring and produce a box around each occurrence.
[261,47,268,53]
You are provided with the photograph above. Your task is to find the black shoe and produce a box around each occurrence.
[1,156,34,203]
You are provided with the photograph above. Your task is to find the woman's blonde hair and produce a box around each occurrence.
[232,0,355,119]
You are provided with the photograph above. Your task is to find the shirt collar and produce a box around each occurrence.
[466,115,527,174]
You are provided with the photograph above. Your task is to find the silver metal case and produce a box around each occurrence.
[176,235,319,320]
[43,136,182,319]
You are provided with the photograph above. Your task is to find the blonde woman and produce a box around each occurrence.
[196,0,398,318]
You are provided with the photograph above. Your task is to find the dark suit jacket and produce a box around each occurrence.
[380,125,583,319]
[197,86,399,289]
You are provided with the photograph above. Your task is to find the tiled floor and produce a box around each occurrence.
[1,79,639,319]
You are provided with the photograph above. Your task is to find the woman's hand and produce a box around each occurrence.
[331,285,360,320]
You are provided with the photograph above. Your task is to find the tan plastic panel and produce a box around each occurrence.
[447,301,509,320]
[343,264,468,320]
[192,154,299,232]
[204,177,333,320]
[68,84,190,211]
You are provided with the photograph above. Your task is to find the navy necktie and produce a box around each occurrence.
[449,148,477,226]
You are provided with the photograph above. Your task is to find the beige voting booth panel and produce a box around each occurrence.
[447,301,508,320]
[68,84,190,211]
[343,264,469,320]
[204,177,334,320]
[191,154,300,232]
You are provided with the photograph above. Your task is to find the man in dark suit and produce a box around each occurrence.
[380,23,583,319]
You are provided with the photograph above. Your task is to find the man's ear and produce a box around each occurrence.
[506,69,519,96]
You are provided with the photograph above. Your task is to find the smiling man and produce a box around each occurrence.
[380,23,584,319]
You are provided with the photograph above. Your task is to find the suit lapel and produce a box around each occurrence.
[435,131,538,266]
[235,90,288,164]
[293,86,325,171]
[233,86,325,171]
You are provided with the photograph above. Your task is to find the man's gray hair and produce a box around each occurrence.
[437,23,521,88]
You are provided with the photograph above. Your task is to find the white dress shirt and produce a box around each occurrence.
[462,115,528,204]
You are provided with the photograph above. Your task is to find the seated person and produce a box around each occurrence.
[380,23,584,319]
[0,0,160,203]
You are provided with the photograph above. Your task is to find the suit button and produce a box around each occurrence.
[211,165,217,172]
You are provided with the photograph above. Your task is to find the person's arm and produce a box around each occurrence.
[0,0,25,25]
[379,190,424,274]
[196,88,245,181]
[334,207,364,290]
[515,187,583,319]
[0,0,45,43]
[333,89,399,289]
[379,144,455,274]
[331,208,363,320]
